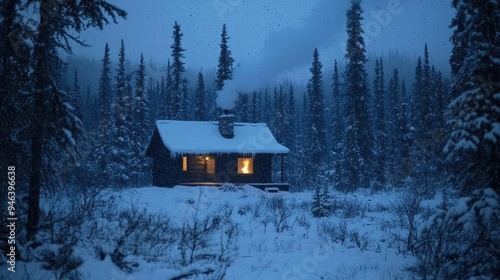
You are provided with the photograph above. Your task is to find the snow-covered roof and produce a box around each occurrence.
[153,120,289,156]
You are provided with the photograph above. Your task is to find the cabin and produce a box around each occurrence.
[145,114,290,190]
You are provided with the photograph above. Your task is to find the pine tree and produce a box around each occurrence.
[387,67,400,179]
[445,0,500,194]
[130,53,150,183]
[341,0,372,189]
[286,84,296,147]
[0,0,32,223]
[170,22,186,120]
[449,0,474,100]
[163,60,173,119]
[373,58,386,188]
[180,78,189,120]
[421,44,433,137]
[93,43,113,180]
[311,185,330,218]
[250,91,260,122]
[109,39,134,185]
[25,0,125,239]
[330,60,343,186]
[413,57,423,132]
[71,69,83,123]
[307,49,326,184]
[194,72,206,121]
[395,78,412,182]
[215,24,234,91]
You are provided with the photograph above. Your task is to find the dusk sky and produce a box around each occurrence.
[72,0,455,80]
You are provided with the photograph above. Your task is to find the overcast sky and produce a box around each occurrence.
[72,0,455,80]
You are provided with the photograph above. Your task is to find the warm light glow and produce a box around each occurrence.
[238,158,253,174]
[182,156,187,171]
[241,159,250,174]
[205,156,209,160]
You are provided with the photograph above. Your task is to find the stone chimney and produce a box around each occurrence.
[219,110,234,139]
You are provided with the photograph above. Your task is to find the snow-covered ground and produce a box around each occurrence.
[7,185,445,280]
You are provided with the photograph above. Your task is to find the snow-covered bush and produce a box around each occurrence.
[263,195,292,233]
[393,185,424,254]
[35,235,82,280]
[318,220,348,245]
[411,188,500,279]
[84,204,177,272]
[348,229,371,251]
[337,198,366,218]
[178,200,239,268]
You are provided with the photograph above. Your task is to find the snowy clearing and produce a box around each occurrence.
[5,185,445,280]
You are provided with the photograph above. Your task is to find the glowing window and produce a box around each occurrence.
[206,158,216,174]
[238,158,253,174]
[182,156,187,171]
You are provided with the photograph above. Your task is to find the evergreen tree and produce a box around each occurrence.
[237,93,250,122]
[0,0,32,223]
[215,24,234,91]
[170,22,186,120]
[250,91,260,122]
[449,0,474,100]
[307,48,326,183]
[387,68,403,184]
[194,72,207,121]
[93,43,114,181]
[341,0,372,190]
[164,60,173,119]
[395,78,412,182]
[373,58,386,188]
[180,78,189,120]
[413,57,423,132]
[445,0,500,194]
[286,84,296,147]
[71,69,83,122]
[130,53,150,183]
[330,60,343,187]
[311,185,330,218]
[421,44,433,137]
[25,0,125,239]
[109,39,134,185]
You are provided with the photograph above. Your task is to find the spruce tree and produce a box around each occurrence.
[329,60,343,187]
[71,69,83,122]
[170,22,186,120]
[251,91,260,122]
[307,49,326,179]
[130,53,150,183]
[0,0,31,223]
[421,44,433,136]
[26,0,125,239]
[215,24,234,91]
[413,57,423,131]
[341,0,372,189]
[286,84,296,147]
[387,68,401,184]
[164,60,173,119]
[445,0,500,194]
[194,72,206,121]
[373,58,386,188]
[93,43,113,179]
[109,40,134,185]
[449,0,473,100]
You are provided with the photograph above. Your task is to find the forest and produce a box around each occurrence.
[0,0,499,279]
